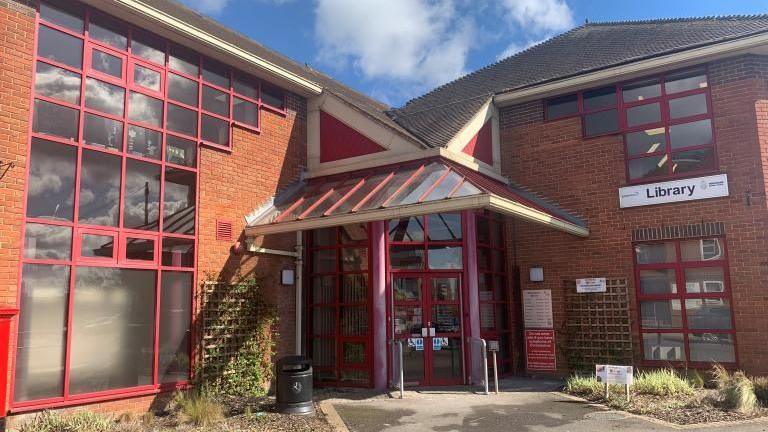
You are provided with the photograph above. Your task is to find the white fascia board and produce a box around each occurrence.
[488,195,589,237]
[494,33,768,106]
[443,99,501,173]
[108,0,322,94]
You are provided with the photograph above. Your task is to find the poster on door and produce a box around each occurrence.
[523,290,553,328]
[408,338,424,351]
[432,337,448,351]
[525,329,556,371]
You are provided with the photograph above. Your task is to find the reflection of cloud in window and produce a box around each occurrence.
[86,78,124,115]
[36,64,80,103]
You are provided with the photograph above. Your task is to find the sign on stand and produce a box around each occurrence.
[576,278,606,293]
[525,330,556,371]
[596,364,633,401]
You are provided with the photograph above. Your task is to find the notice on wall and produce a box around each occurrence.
[576,278,607,293]
[596,364,633,385]
[618,174,729,208]
[523,290,553,328]
[408,338,424,351]
[525,330,556,371]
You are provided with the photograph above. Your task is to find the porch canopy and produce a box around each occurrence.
[244,158,588,237]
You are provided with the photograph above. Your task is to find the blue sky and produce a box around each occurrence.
[179,0,768,107]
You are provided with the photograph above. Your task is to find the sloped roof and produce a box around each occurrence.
[388,15,768,147]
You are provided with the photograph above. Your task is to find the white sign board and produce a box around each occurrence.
[596,364,633,385]
[523,290,553,328]
[618,174,729,208]
[576,278,606,293]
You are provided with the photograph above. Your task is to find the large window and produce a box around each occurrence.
[307,225,372,387]
[389,214,463,271]
[544,68,715,183]
[635,238,736,365]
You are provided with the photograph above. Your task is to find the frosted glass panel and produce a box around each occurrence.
[14,264,69,402]
[70,267,155,394]
[159,272,192,383]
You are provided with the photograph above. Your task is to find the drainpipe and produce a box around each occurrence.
[295,231,303,355]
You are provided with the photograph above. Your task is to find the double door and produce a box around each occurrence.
[392,274,464,385]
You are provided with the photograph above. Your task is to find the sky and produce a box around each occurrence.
[178,0,768,107]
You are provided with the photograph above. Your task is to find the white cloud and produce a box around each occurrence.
[501,0,573,33]
[314,0,473,91]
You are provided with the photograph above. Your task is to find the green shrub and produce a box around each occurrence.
[632,369,693,397]
[19,411,114,432]
[685,369,705,389]
[711,365,758,413]
[565,374,603,396]
[751,376,768,406]
[174,390,224,426]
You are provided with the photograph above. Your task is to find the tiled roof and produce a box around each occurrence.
[388,15,768,147]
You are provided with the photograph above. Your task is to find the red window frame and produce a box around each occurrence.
[306,224,373,388]
[543,67,718,185]
[634,237,738,368]
[75,227,119,264]
[119,232,159,267]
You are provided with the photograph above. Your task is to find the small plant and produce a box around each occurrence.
[19,411,114,432]
[632,369,693,396]
[685,369,705,389]
[564,374,603,396]
[173,390,224,426]
[751,376,768,406]
[711,364,758,413]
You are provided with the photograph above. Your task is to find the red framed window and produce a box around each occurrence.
[634,237,737,366]
[306,224,373,387]
[388,214,464,271]
[475,211,512,374]
[544,67,716,184]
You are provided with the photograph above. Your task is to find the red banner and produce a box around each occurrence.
[525,329,556,371]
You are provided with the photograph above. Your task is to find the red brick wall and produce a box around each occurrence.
[500,55,768,375]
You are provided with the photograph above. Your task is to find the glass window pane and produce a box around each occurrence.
[634,242,676,264]
[640,300,682,329]
[626,102,661,127]
[27,138,76,221]
[24,223,71,260]
[163,168,196,234]
[341,224,368,243]
[78,150,121,226]
[167,104,197,137]
[689,333,735,363]
[70,267,155,394]
[639,269,677,295]
[202,60,229,88]
[201,114,230,147]
[340,306,368,336]
[35,62,81,104]
[312,249,336,273]
[14,264,69,402]
[545,94,578,119]
[83,113,123,151]
[33,99,79,141]
[665,69,708,94]
[357,168,416,211]
[427,213,462,241]
[169,46,198,76]
[312,275,336,304]
[342,342,366,365]
[341,274,368,303]
[311,338,336,371]
[394,305,422,335]
[626,128,665,157]
[685,267,725,293]
[480,304,508,331]
[431,277,458,301]
[40,0,83,33]
[233,97,258,127]
[128,91,162,127]
[80,233,114,258]
[431,305,460,332]
[124,159,161,231]
[341,247,368,272]
[476,216,489,245]
[643,333,685,361]
[584,109,619,136]
[583,86,616,111]
[91,49,122,79]
[622,79,661,102]
[162,238,194,267]
[262,83,285,109]
[680,238,724,261]
[88,15,127,50]
[312,228,336,247]
[671,148,715,175]
[312,308,336,336]
[131,32,165,65]
[38,26,83,69]
[669,119,712,150]
[423,170,463,202]
[233,74,258,99]
[133,65,161,92]
[125,238,155,261]
[685,298,732,330]
[127,125,162,160]
[428,245,462,269]
[669,93,707,119]
[202,85,229,117]
[85,78,124,116]
[159,272,192,383]
[389,164,446,206]
[390,246,424,270]
[168,73,198,107]
[389,217,424,242]
[628,154,668,181]
[166,135,197,167]
[393,277,421,302]
[490,220,503,245]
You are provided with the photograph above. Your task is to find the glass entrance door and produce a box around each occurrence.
[393,274,464,385]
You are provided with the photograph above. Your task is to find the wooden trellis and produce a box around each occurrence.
[563,278,633,371]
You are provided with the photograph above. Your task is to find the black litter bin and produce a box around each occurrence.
[275,356,314,414]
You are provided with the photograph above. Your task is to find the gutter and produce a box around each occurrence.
[111,0,323,95]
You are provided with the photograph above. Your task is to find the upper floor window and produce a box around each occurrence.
[544,68,714,183]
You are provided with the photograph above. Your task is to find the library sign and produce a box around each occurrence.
[618,174,729,208]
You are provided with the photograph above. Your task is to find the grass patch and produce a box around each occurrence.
[712,364,758,413]
[564,374,603,396]
[19,411,114,432]
[751,376,768,406]
[633,369,693,397]
[173,390,225,427]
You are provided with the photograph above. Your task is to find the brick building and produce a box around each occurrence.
[1,0,768,424]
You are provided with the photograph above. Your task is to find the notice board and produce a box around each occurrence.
[522,289,553,328]
[525,329,556,371]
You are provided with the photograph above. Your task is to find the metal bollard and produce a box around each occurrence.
[492,350,499,394]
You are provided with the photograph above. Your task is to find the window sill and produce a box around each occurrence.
[622,169,723,188]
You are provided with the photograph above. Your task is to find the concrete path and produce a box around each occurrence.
[325,378,768,432]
